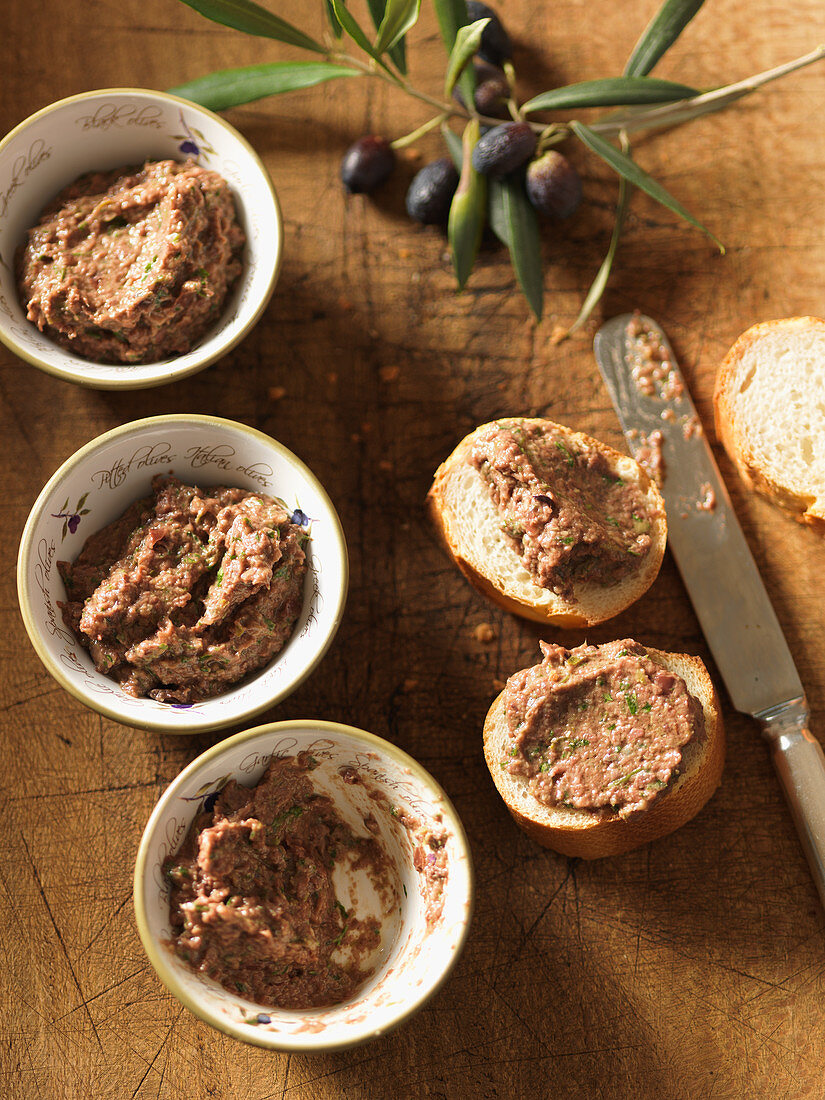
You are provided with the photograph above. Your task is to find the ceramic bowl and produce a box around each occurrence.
[17,415,347,733]
[134,720,474,1051]
[0,87,282,388]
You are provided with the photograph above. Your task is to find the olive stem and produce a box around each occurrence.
[333,43,825,147]
[332,50,547,133]
[536,125,565,154]
[503,61,522,121]
[391,113,451,150]
[335,51,463,117]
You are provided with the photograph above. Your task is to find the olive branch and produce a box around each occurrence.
[170,0,825,330]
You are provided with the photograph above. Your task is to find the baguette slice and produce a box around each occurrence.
[427,418,667,628]
[714,317,825,527]
[483,647,724,859]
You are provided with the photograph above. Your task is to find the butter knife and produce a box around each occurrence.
[594,312,825,907]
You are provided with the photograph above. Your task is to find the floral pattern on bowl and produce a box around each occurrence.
[173,109,217,160]
[17,415,348,734]
[51,492,91,540]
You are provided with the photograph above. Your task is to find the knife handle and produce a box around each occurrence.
[758,700,825,910]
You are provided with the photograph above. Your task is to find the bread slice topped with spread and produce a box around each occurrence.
[484,639,724,859]
[428,418,667,627]
[714,316,825,528]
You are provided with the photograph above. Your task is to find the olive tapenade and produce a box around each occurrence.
[17,159,244,363]
[58,474,306,703]
[165,754,397,1009]
[470,420,656,598]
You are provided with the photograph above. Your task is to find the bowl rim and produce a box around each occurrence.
[0,86,283,390]
[16,414,349,733]
[132,718,475,1052]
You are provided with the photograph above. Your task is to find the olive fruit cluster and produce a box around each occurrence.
[472,123,583,221]
[339,3,582,227]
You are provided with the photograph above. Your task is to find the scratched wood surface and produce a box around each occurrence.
[2,1,825,1097]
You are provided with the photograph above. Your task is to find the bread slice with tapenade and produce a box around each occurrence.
[483,641,724,859]
[427,418,667,628]
[714,316,825,529]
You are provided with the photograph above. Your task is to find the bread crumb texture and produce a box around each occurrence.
[715,317,825,523]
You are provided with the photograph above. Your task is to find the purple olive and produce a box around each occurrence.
[340,136,396,194]
[471,121,537,179]
[466,1,513,66]
[452,60,510,119]
[405,158,460,225]
[526,152,583,219]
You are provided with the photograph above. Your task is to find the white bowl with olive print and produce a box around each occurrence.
[0,87,282,388]
[134,720,474,1051]
[17,415,348,733]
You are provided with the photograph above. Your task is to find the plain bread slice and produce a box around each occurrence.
[714,316,825,526]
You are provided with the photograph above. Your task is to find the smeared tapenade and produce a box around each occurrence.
[470,420,656,598]
[503,639,705,819]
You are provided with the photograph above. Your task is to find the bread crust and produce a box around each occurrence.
[483,647,724,859]
[428,418,667,627]
[714,316,825,529]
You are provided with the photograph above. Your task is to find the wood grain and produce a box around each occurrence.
[2,1,825,1097]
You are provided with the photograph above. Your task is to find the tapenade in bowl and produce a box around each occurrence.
[17,415,348,733]
[134,720,474,1051]
[0,88,281,388]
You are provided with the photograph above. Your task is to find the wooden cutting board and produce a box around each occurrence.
[2,1,824,1097]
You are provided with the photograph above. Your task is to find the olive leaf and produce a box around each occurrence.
[448,120,487,289]
[625,0,705,78]
[170,62,361,111]
[441,122,463,170]
[568,134,632,334]
[373,0,421,57]
[522,76,698,114]
[432,0,469,50]
[444,19,490,96]
[489,178,544,321]
[570,121,723,251]
[178,0,325,53]
[432,0,476,106]
[325,0,343,40]
[331,0,392,70]
[366,0,406,73]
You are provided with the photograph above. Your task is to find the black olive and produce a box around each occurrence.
[405,158,460,225]
[525,152,583,219]
[452,60,510,119]
[340,136,396,194]
[471,121,537,179]
[466,1,513,66]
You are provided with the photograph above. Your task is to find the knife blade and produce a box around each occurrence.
[594,312,825,907]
